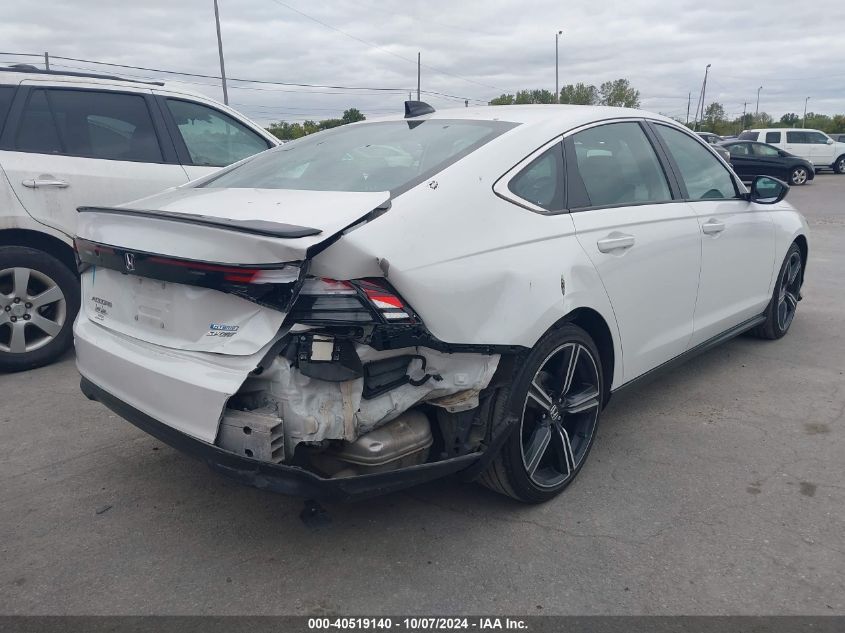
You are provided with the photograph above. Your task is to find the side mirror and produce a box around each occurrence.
[827,139,834,145]
[749,175,789,204]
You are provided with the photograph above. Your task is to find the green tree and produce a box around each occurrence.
[514,89,556,104]
[489,93,515,105]
[342,108,366,124]
[780,113,799,126]
[702,102,726,131]
[559,83,599,105]
[599,79,640,108]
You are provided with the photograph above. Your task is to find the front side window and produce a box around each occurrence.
[205,119,516,194]
[507,144,564,211]
[765,131,781,143]
[166,99,270,167]
[15,88,162,162]
[655,124,738,200]
[752,143,780,157]
[807,131,829,144]
[570,122,672,208]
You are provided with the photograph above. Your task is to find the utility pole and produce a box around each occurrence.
[213,0,229,105]
[44,51,50,71]
[465,99,469,108]
[741,101,747,134]
[803,97,811,128]
[554,31,559,103]
[755,85,762,121]
[686,92,691,126]
[416,52,421,101]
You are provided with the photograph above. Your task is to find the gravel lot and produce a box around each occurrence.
[1,175,843,615]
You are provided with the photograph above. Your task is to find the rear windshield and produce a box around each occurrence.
[738,131,759,141]
[202,119,517,195]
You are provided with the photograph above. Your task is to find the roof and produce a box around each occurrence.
[0,64,164,86]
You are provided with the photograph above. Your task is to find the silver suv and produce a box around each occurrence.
[0,65,278,371]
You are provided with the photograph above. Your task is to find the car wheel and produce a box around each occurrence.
[750,243,803,340]
[834,155,845,174]
[479,324,604,503]
[0,246,80,372]
[789,166,809,186]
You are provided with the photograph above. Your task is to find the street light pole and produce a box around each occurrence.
[213,0,229,105]
[555,30,563,103]
[803,97,811,128]
[755,85,762,120]
[694,64,711,131]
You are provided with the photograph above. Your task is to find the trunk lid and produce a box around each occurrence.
[76,187,389,354]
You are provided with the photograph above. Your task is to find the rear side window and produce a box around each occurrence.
[507,144,564,211]
[655,124,737,200]
[14,88,163,162]
[752,144,780,157]
[765,131,781,144]
[570,122,672,208]
[738,131,759,141]
[166,99,270,167]
[0,86,15,135]
[786,131,809,143]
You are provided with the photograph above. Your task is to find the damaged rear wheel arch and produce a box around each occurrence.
[555,308,614,406]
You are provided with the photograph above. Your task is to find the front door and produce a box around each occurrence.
[651,123,776,347]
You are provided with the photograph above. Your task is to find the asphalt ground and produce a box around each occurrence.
[0,174,843,615]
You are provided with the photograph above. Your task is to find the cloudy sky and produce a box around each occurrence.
[2,0,843,126]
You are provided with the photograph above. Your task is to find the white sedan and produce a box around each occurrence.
[73,103,808,503]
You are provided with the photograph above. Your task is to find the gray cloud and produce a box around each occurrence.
[1,0,843,125]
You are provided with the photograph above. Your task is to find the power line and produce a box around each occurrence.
[264,0,506,92]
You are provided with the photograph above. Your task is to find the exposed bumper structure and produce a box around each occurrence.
[80,376,498,502]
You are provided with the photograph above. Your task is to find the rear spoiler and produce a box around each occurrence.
[77,206,322,239]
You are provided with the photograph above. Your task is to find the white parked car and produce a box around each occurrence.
[0,65,278,371]
[74,103,808,503]
[739,128,845,173]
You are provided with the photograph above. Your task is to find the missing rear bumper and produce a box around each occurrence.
[80,377,487,502]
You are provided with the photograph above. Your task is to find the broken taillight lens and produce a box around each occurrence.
[288,277,416,325]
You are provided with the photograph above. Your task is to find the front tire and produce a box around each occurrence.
[834,155,845,174]
[480,324,604,503]
[789,166,809,186]
[750,243,803,340]
[0,246,80,372]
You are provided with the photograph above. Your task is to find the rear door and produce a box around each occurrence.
[650,122,775,347]
[566,120,701,381]
[157,96,274,181]
[0,84,190,238]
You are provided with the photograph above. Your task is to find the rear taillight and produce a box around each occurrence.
[288,277,416,325]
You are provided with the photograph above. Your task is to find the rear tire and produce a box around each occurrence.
[750,243,803,340]
[479,324,604,503]
[789,166,809,186]
[0,246,80,372]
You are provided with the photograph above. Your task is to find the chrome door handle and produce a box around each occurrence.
[596,234,635,253]
[702,219,726,235]
[22,178,69,189]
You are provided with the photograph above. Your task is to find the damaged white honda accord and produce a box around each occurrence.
[73,102,808,503]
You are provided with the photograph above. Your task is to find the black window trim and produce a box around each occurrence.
[158,95,273,168]
[645,120,743,203]
[0,84,17,139]
[564,118,684,212]
[0,85,179,165]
